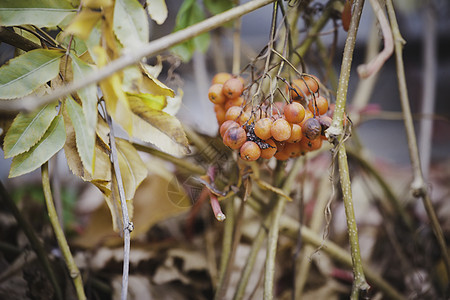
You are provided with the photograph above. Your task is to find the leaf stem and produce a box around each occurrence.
[105,109,133,300]
[41,163,86,300]
[386,0,450,281]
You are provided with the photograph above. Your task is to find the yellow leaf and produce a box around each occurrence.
[83,0,113,9]
[127,93,166,111]
[140,63,175,97]
[93,46,133,134]
[65,9,102,40]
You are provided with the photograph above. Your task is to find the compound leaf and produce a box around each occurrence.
[0,49,64,99]
[9,115,66,178]
[3,103,57,158]
[0,0,76,27]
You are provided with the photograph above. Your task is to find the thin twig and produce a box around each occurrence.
[280,217,405,300]
[42,163,86,300]
[357,0,393,78]
[105,108,133,300]
[418,1,437,181]
[0,181,63,300]
[132,142,205,175]
[232,0,242,75]
[264,158,303,300]
[0,0,276,113]
[214,199,235,299]
[386,0,450,282]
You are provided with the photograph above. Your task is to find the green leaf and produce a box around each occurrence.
[204,0,233,15]
[126,93,166,111]
[9,115,66,178]
[70,54,98,131]
[0,49,64,99]
[0,0,77,27]
[171,0,210,61]
[146,0,168,25]
[3,103,57,158]
[130,97,189,157]
[65,97,95,175]
[113,0,149,48]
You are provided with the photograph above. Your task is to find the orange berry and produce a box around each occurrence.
[274,140,286,153]
[291,76,320,100]
[212,72,232,85]
[254,118,273,140]
[225,106,243,122]
[274,148,291,161]
[224,96,244,111]
[271,118,291,141]
[284,142,302,157]
[284,102,306,123]
[308,95,329,116]
[299,109,314,127]
[222,77,244,99]
[302,118,321,140]
[260,139,277,159]
[223,126,247,149]
[240,141,261,161]
[214,104,226,125]
[287,123,302,143]
[299,136,323,152]
[208,84,226,104]
[219,120,239,138]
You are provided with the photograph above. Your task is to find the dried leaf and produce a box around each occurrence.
[140,63,175,97]
[9,115,66,178]
[3,103,57,158]
[129,97,189,157]
[0,49,64,99]
[116,138,147,201]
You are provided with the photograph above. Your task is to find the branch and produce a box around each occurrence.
[357,0,393,78]
[386,0,450,282]
[105,109,133,300]
[324,0,369,297]
[0,181,63,300]
[280,217,405,300]
[0,27,41,51]
[0,0,276,113]
[41,163,86,300]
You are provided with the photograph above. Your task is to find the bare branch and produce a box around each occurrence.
[357,0,393,78]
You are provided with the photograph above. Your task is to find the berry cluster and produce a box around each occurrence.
[209,72,333,161]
